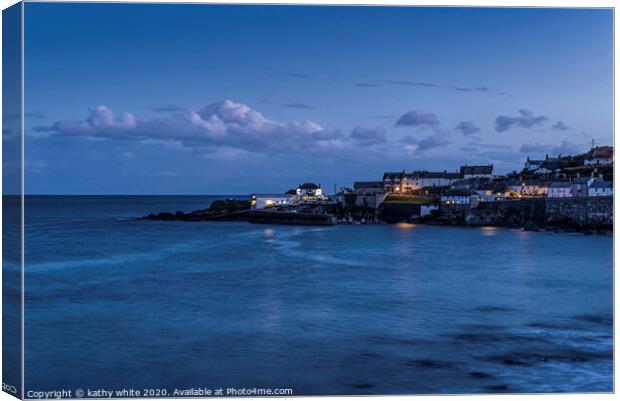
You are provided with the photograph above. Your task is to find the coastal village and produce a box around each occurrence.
[147,145,613,231]
[250,145,613,216]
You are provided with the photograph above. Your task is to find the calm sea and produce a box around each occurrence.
[18,196,613,395]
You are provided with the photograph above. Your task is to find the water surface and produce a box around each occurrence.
[23,196,613,395]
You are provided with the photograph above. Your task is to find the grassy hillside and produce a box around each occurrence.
[383,195,435,204]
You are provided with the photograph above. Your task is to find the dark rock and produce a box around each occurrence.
[469,371,493,379]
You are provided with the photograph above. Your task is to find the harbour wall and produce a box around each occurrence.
[464,197,613,229]
[377,203,422,223]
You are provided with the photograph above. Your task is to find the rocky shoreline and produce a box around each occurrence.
[141,198,611,235]
[142,199,337,226]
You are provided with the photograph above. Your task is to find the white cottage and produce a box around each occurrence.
[588,179,613,197]
[296,183,323,198]
[441,189,479,206]
[584,146,613,166]
[547,181,572,198]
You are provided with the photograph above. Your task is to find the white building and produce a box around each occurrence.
[251,193,294,209]
[296,183,323,198]
[440,189,479,206]
[523,155,559,175]
[571,177,595,198]
[588,179,613,197]
[404,171,463,190]
[524,157,545,172]
[383,171,463,193]
[584,146,613,166]
[475,183,499,202]
[547,181,572,198]
[382,172,405,193]
[521,180,549,196]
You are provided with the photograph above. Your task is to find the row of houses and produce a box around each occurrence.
[524,146,613,174]
[440,176,613,207]
[251,146,613,211]
[547,178,613,198]
[382,165,494,193]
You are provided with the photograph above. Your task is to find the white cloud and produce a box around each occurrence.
[49,100,347,155]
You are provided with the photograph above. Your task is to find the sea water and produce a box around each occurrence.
[17,196,613,394]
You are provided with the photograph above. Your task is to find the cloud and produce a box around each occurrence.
[385,80,437,88]
[148,105,189,113]
[552,121,569,131]
[455,121,481,136]
[472,142,511,150]
[401,133,449,152]
[519,143,548,153]
[45,100,346,155]
[53,105,138,137]
[451,86,510,96]
[452,86,490,92]
[280,72,313,80]
[349,126,387,146]
[283,102,316,110]
[364,79,508,95]
[519,140,583,156]
[395,110,439,128]
[495,109,548,132]
[354,82,381,87]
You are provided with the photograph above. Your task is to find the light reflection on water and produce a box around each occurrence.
[480,226,498,236]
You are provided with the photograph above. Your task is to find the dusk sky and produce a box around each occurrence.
[21,4,613,194]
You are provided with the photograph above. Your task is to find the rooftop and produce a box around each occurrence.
[589,179,612,189]
[460,165,494,175]
[548,181,572,188]
[586,146,613,160]
[443,189,473,197]
[383,172,404,180]
[410,171,463,179]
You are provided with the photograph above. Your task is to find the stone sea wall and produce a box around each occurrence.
[377,203,422,223]
[464,197,613,229]
[544,196,613,227]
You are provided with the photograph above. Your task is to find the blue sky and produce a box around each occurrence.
[20,4,613,194]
